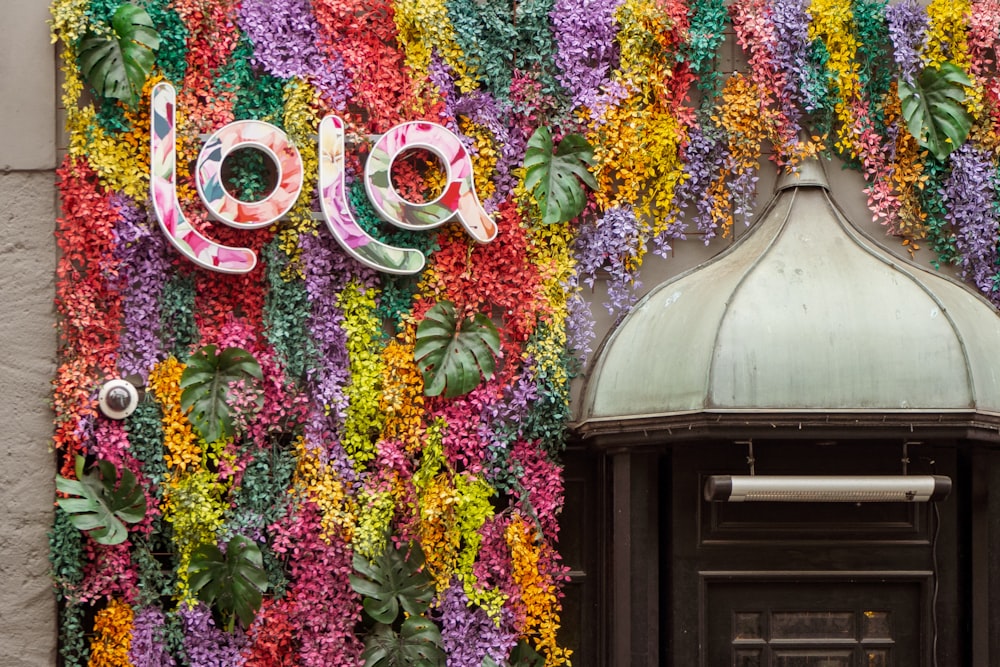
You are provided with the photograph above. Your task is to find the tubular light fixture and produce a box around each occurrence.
[703,475,952,503]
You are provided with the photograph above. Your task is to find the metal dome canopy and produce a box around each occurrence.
[576,158,1000,444]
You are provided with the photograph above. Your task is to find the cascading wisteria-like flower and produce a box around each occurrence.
[128,606,176,667]
[886,0,929,84]
[436,581,519,666]
[551,0,623,111]
[574,206,645,315]
[112,194,171,379]
[772,0,831,116]
[180,603,247,667]
[942,144,1000,296]
[237,0,351,109]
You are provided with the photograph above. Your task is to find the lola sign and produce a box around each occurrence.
[150,83,497,275]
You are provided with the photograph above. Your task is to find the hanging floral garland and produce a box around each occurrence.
[49,0,1000,665]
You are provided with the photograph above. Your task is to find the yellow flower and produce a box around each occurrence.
[809,0,863,159]
[339,281,386,466]
[393,0,476,92]
[89,599,134,667]
[380,335,426,453]
[148,358,201,473]
[292,437,357,543]
[506,515,572,666]
[278,79,322,272]
[924,0,971,69]
[162,469,227,601]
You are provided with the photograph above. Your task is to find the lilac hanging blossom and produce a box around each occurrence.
[886,0,928,84]
[455,93,525,209]
[672,124,729,243]
[550,0,623,111]
[772,0,827,115]
[129,606,175,667]
[300,231,351,430]
[180,603,247,667]
[429,56,527,208]
[238,0,350,108]
[942,144,1000,299]
[480,366,540,468]
[729,164,760,230]
[573,206,645,315]
[564,289,596,362]
[112,194,169,379]
[428,55,466,137]
[298,230,360,482]
[435,581,519,666]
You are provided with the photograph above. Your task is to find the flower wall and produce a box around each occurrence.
[49,0,1000,664]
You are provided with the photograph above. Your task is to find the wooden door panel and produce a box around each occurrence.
[704,575,926,667]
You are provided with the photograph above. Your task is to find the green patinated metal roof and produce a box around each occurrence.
[577,158,1000,443]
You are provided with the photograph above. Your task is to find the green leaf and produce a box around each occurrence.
[507,640,546,667]
[78,3,161,106]
[349,540,434,624]
[898,61,973,161]
[361,618,446,667]
[180,345,263,443]
[524,126,598,225]
[413,301,501,398]
[55,455,147,545]
[188,535,268,631]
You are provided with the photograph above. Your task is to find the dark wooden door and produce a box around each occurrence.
[705,576,922,667]
[668,441,963,667]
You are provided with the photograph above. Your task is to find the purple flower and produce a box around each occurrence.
[886,0,928,84]
[129,606,175,667]
[112,195,169,379]
[564,290,596,362]
[428,56,466,137]
[180,603,247,667]
[299,229,363,482]
[550,0,623,111]
[942,144,1000,299]
[673,124,729,243]
[238,0,351,108]
[772,0,827,115]
[435,581,518,666]
[573,206,645,315]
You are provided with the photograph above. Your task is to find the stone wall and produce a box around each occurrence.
[0,1,58,664]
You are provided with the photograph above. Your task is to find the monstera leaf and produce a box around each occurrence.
[78,3,161,106]
[524,126,598,225]
[180,345,262,443]
[361,617,446,667]
[350,540,434,624]
[55,455,147,545]
[898,61,973,161]
[414,301,500,398]
[188,535,268,631]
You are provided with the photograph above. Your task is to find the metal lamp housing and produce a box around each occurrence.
[704,475,952,503]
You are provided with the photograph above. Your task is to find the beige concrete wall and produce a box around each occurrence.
[0,0,59,665]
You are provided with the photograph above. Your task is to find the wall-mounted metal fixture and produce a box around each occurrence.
[98,379,139,420]
[704,475,952,503]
